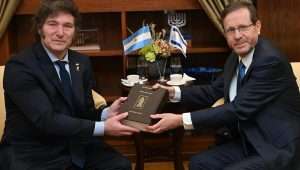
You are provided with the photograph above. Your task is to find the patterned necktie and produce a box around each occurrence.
[237,61,246,91]
[55,61,73,103]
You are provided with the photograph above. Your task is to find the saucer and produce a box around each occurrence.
[166,79,186,86]
[121,78,148,87]
[121,81,135,87]
[139,78,148,84]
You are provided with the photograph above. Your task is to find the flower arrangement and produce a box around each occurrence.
[138,23,171,62]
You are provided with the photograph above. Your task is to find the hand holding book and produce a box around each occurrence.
[144,113,183,134]
[120,85,168,131]
[104,112,140,136]
[152,83,176,99]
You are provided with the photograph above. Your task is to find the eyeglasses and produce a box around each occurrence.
[225,23,254,36]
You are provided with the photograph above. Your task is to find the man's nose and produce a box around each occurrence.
[233,29,242,39]
[56,25,64,36]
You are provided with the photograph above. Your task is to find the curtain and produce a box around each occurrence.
[0,0,21,40]
[198,0,252,34]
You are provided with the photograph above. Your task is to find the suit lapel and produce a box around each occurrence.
[34,42,74,108]
[241,63,253,86]
[69,54,85,109]
[224,54,239,102]
[224,38,264,102]
[239,44,260,86]
[241,48,259,84]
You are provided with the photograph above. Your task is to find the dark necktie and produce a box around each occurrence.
[237,61,246,91]
[236,61,249,155]
[55,61,73,103]
[56,61,85,168]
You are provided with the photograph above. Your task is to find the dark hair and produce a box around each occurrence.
[221,1,258,25]
[33,0,81,38]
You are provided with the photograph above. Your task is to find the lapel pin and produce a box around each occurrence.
[75,63,80,71]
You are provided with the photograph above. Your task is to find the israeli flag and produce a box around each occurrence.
[169,26,187,57]
[123,26,152,55]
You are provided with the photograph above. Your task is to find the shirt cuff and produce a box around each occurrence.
[93,121,105,136]
[100,107,109,121]
[169,86,181,103]
[182,112,194,130]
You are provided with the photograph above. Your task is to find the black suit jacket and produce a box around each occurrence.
[2,42,103,169]
[181,38,300,170]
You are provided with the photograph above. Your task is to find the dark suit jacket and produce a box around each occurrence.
[1,41,103,169]
[181,37,300,170]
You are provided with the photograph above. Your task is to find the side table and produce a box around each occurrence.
[134,127,185,170]
[121,81,187,170]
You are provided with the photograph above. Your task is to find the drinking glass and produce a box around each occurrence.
[170,55,182,75]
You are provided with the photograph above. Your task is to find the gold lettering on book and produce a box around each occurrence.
[140,90,153,95]
[129,111,143,115]
[142,86,152,90]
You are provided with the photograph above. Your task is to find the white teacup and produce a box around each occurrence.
[127,74,140,84]
[170,74,183,82]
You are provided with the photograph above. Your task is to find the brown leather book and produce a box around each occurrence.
[120,85,167,131]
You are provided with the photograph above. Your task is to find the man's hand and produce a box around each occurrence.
[104,112,139,136]
[145,113,183,134]
[152,83,175,99]
[107,97,127,119]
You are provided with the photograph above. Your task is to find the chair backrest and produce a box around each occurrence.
[291,62,300,90]
[0,66,5,140]
[92,90,107,109]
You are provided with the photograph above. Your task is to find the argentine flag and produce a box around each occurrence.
[123,26,152,55]
[169,26,187,57]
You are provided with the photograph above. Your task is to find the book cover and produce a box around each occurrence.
[120,85,167,131]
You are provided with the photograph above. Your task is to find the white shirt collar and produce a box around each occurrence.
[41,42,69,63]
[238,48,255,72]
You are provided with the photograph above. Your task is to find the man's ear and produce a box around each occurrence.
[255,20,262,35]
[38,29,45,39]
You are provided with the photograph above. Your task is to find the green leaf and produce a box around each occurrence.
[145,52,156,62]
[138,44,154,55]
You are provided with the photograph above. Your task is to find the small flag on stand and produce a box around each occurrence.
[122,26,152,55]
[169,26,187,57]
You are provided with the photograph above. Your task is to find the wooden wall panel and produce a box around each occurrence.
[16,0,201,14]
[0,33,9,65]
[257,0,300,61]
[0,31,12,65]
